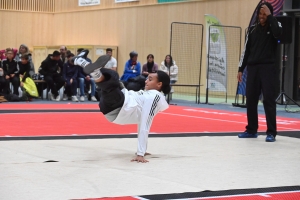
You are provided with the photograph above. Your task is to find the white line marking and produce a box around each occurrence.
[161,112,299,130]
[259,193,271,197]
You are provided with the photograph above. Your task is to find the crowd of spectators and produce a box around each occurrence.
[0,45,178,102]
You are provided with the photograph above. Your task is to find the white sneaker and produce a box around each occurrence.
[55,95,60,101]
[72,96,79,102]
[62,94,68,101]
[48,92,55,101]
[91,96,97,102]
[80,96,85,102]
[74,57,90,68]
[90,69,102,80]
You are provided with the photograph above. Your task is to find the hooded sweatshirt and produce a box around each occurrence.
[18,61,31,82]
[238,15,282,72]
[39,54,63,76]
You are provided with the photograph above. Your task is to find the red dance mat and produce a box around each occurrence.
[0,104,299,137]
[78,191,300,200]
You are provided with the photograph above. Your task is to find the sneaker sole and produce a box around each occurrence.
[238,134,258,138]
[266,140,276,142]
[83,55,111,74]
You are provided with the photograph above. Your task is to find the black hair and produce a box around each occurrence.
[21,54,29,60]
[67,53,75,58]
[157,70,171,95]
[147,54,154,59]
[255,2,273,29]
[106,48,112,52]
[164,55,174,67]
[66,50,71,56]
[130,51,138,59]
[77,48,84,53]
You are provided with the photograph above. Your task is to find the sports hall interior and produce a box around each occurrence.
[1,0,300,200]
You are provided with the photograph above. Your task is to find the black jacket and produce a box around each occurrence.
[1,59,19,76]
[239,15,282,72]
[63,62,78,80]
[18,61,31,82]
[39,54,63,76]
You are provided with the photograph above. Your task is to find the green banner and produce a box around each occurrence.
[158,0,184,3]
[205,14,227,92]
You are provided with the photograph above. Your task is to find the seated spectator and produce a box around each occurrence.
[160,55,178,85]
[39,50,65,101]
[14,44,35,77]
[142,54,158,78]
[1,48,20,95]
[120,51,141,83]
[104,48,117,71]
[77,68,97,102]
[0,67,6,94]
[62,53,79,102]
[77,48,93,97]
[18,54,31,83]
[18,54,39,99]
[66,50,72,57]
[0,48,17,61]
[60,46,68,64]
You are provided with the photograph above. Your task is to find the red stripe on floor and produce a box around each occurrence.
[75,191,300,200]
[197,191,300,199]
[0,103,98,110]
[0,106,299,137]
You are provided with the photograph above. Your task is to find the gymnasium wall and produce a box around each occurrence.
[0,0,258,87]
[0,11,53,50]
[52,0,258,83]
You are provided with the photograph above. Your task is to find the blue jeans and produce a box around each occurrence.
[78,78,95,96]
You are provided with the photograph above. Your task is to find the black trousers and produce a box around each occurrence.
[246,64,277,136]
[44,74,65,96]
[64,78,77,96]
[4,76,20,95]
[97,68,124,115]
[0,76,8,94]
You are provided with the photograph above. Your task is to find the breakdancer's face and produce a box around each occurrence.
[145,73,162,91]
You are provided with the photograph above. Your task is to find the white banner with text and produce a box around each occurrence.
[78,0,100,6]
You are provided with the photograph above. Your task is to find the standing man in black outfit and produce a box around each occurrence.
[237,2,282,142]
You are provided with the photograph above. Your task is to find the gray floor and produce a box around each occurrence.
[1,136,300,200]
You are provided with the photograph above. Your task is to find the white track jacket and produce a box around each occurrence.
[113,89,169,156]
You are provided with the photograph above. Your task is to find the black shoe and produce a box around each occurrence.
[83,54,111,74]
[71,49,89,63]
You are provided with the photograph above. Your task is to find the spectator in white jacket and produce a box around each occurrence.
[160,55,178,84]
